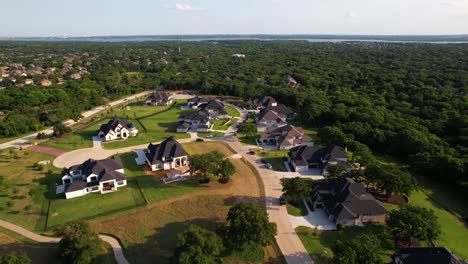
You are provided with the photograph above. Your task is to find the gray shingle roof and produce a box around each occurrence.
[99,119,135,135]
[146,137,189,165]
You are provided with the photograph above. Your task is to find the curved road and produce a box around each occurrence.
[0,91,152,150]
[0,219,129,264]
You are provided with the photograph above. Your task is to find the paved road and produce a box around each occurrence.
[0,219,129,264]
[0,91,152,150]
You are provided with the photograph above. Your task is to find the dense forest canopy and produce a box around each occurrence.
[0,40,467,190]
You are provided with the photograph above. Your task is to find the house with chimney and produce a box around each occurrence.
[57,157,127,199]
[145,91,173,106]
[98,119,138,142]
[257,125,313,150]
[145,137,190,171]
[308,177,387,226]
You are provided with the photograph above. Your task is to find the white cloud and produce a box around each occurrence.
[346,11,358,18]
[173,3,207,11]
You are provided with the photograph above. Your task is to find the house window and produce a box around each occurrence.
[117,180,125,185]
[90,176,97,182]
[64,179,71,184]
[92,186,99,191]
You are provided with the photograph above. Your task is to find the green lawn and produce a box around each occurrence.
[408,190,468,258]
[0,150,56,231]
[264,157,287,172]
[197,131,225,138]
[296,224,394,264]
[102,100,191,149]
[47,180,145,229]
[225,105,240,117]
[40,123,98,150]
[119,153,203,204]
[286,202,308,216]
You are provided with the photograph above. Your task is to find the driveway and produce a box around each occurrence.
[288,202,337,230]
[0,91,152,150]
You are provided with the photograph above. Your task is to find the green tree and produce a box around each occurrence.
[54,221,101,264]
[332,234,382,264]
[52,122,71,137]
[238,123,257,137]
[226,202,277,248]
[386,205,441,247]
[0,252,31,264]
[280,177,311,203]
[317,126,351,146]
[216,159,235,183]
[175,225,224,264]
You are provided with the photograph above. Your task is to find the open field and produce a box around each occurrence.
[86,142,271,263]
[39,123,97,150]
[0,227,116,264]
[296,224,394,264]
[0,149,55,231]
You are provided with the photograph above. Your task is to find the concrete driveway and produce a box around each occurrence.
[289,203,337,230]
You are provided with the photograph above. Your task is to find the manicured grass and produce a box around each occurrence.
[257,149,289,158]
[40,123,98,150]
[0,150,56,231]
[286,202,308,216]
[296,224,394,264]
[264,157,288,172]
[182,141,236,156]
[103,101,191,149]
[238,133,261,146]
[119,153,203,204]
[211,118,236,131]
[409,190,468,258]
[47,180,146,229]
[197,131,225,138]
[225,105,240,118]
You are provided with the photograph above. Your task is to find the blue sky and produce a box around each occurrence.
[2,0,467,36]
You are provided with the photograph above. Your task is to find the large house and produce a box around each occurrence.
[249,96,277,110]
[287,145,348,174]
[256,109,288,132]
[59,157,127,199]
[261,104,296,120]
[257,125,313,149]
[309,177,387,226]
[98,119,138,142]
[145,91,173,106]
[392,247,468,264]
[145,137,190,171]
[199,99,228,119]
[187,96,210,109]
[178,111,211,132]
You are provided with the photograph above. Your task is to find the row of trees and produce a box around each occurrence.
[175,202,277,263]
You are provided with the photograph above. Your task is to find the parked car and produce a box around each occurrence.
[205,134,214,138]
[196,138,204,142]
[248,150,255,155]
[265,163,272,169]
[260,159,267,164]
[279,195,287,205]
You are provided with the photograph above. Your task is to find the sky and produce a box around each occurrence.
[1,0,467,36]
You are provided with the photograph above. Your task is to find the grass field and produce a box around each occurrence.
[296,224,394,264]
[0,227,116,264]
[47,180,146,229]
[197,131,225,138]
[40,123,97,150]
[0,149,55,231]
[86,141,270,263]
[225,105,240,118]
[212,118,236,131]
[286,202,308,216]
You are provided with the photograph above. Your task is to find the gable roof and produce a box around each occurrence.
[260,125,313,147]
[289,145,346,166]
[393,247,468,264]
[146,137,189,165]
[250,96,277,108]
[99,119,135,135]
[257,109,287,123]
[199,100,227,114]
[315,177,387,220]
[147,91,171,103]
[261,104,293,117]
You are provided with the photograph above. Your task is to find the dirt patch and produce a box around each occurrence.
[369,189,408,205]
[26,146,67,157]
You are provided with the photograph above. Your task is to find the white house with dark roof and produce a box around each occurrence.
[178,111,212,132]
[98,119,138,142]
[145,137,190,171]
[58,157,127,199]
[186,96,210,109]
[145,91,173,106]
[199,99,228,119]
